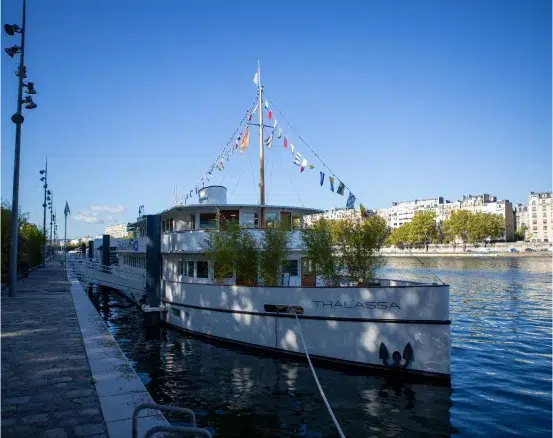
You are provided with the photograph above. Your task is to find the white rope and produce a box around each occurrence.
[293,313,346,438]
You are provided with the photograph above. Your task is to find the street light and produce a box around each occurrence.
[39,159,48,266]
[5,0,38,297]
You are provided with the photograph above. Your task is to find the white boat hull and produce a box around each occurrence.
[162,281,451,381]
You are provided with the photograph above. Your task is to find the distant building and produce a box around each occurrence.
[514,203,529,240]
[104,223,129,238]
[528,191,552,242]
[375,193,514,241]
[303,207,374,227]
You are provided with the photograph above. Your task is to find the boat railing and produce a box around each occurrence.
[68,258,146,282]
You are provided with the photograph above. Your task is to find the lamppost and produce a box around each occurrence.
[48,192,53,256]
[39,159,48,266]
[5,0,38,296]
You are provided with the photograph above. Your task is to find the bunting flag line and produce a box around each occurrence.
[273,119,277,128]
[265,99,269,109]
[300,158,307,172]
[360,204,368,218]
[346,192,355,208]
[329,176,335,192]
[240,127,250,152]
[251,103,258,114]
[290,144,295,154]
[277,127,282,139]
[294,151,301,166]
[308,164,314,169]
[320,172,325,186]
[253,72,259,86]
[248,113,252,121]
[268,110,273,120]
[337,181,345,195]
[284,137,288,148]
[220,160,224,170]
[265,134,273,148]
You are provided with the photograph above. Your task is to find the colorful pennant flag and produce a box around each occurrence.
[346,192,355,208]
[240,127,250,152]
[284,137,288,148]
[273,119,277,128]
[253,72,259,86]
[320,172,325,186]
[265,99,269,109]
[268,110,273,120]
[251,103,258,114]
[234,140,238,150]
[220,160,224,170]
[300,158,307,172]
[360,204,368,218]
[294,151,301,166]
[277,128,282,139]
[248,113,252,121]
[290,144,295,154]
[337,181,345,195]
[329,176,335,192]
[308,164,314,169]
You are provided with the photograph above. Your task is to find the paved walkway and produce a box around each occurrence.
[1,260,108,437]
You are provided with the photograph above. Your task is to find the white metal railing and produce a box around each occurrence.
[68,258,146,283]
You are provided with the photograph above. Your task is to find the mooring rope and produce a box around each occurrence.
[293,313,346,438]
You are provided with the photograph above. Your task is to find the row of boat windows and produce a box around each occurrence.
[174,259,299,278]
[161,211,303,232]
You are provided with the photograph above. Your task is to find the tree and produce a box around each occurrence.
[467,212,505,245]
[442,210,472,252]
[333,216,388,285]
[409,211,437,252]
[300,218,341,287]
[387,222,413,248]
[514,224,528,242]
[260,222,291,286]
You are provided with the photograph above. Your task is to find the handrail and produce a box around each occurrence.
[132,403,212,438]
[69,258,146,282]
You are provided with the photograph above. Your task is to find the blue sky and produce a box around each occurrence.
[2,0,551,238]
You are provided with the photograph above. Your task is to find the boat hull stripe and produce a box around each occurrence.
[161,300,451,325]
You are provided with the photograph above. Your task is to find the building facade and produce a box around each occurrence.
[514,203,529,240]
[303,207,374,227]
[527,191,552,242]
[104,223,129,239]
[375,194,515,241]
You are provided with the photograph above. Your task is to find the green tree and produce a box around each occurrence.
[387,222,413,248]
[300,218,341,287]
[409,211,438,252]
[514,224,528,242]
[442,210,472,252]
[333,216,388,285]
[260,222,291,286]
[467,212,505,245]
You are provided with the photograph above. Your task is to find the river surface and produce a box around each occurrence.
[85,256,552,437]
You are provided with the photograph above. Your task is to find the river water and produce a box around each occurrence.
[85,256,552,437]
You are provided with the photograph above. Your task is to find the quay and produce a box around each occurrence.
[1,259,168,437]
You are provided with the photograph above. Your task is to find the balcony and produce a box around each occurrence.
[161,229,304,253]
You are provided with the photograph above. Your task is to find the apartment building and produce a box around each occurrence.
[375,194,515,241]
[104,223,129,238]
[514,203,529,239]
[528,191,552,242]
[303,207,374,227]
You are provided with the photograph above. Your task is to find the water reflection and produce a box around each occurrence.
[84,256,552,437]
[85,283,454,437]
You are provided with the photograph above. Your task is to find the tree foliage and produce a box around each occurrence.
[332,216,388,285]
[514,224,528,242]
[301,216,388,287]
[260,222,291,286]
[409,211,438,251]
[1,201,46,281]
[300,218,340,286]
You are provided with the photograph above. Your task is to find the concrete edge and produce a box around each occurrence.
[66,267,170,437]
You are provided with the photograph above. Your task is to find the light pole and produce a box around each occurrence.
[48,192,53,255]
[39,159,48,266]
[5,0,38,296]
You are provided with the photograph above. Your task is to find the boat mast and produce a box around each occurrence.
[258,61,265,208]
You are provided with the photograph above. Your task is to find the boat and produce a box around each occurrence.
[80,66,451,382]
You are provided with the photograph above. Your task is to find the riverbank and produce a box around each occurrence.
[382,252,551,257]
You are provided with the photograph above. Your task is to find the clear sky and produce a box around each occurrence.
[1,0,551,238]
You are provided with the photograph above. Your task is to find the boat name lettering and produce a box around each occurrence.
[312,301,400,310]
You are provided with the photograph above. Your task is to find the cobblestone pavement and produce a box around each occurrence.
[1,260,108,437]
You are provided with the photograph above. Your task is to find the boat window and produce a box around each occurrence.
[169,218,174,232]
[292,215,302,230]
[178,259,184,276]
[171,308,181,318]
[186,260,194,277]
[264,212,279,228]
[282,260,299,276]
[190,214,196,230]
[220,210,239,230]
[242,212,258,229]
[199,213,217,229]
[280,212,292,230]
[197,261,209,278]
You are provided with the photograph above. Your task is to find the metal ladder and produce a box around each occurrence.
[132,403,212,438]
